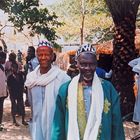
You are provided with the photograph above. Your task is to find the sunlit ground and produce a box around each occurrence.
[1,96,140,140]
[0,96,31,140]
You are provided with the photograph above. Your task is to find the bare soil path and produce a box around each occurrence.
[0,97,140,140]
[0,97,31,140]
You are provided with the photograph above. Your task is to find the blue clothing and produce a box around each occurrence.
[28,86,45,140]
[128,58,140,122]
[96,67,106,78]
[51,79,125,140]
[28,57,39,73]
[83,86,92,119]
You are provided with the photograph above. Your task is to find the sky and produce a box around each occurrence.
[41,0,60,5]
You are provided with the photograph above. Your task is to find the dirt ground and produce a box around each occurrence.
[0,97,31,140]
[0,97,140,140]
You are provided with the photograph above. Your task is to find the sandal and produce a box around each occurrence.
[22,121,28,126]
[13,122,20,127]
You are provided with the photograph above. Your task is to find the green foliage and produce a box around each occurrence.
[0,0,63,45]
[91,0,109,15]
[52,42,62,49]
[50,0,112,43]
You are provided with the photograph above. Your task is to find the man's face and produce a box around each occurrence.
[77,53,97,83]
[36,47,53,69]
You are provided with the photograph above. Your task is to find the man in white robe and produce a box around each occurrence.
[25,41,70,140]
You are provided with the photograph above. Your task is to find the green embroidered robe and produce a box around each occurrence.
[51,79,125,140]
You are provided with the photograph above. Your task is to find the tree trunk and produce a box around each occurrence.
[112,22,136,116]
[80,0,85,45]
[105,0,140,116]
[81,15,85,45]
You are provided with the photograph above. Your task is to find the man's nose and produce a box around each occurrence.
[42,55,46,59]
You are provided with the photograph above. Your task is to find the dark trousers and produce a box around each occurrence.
[0,97,5,124]
[10,96,25,116]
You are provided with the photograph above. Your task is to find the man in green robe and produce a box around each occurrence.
[51,44,125,140]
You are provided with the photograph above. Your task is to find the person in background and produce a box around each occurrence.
[52,44,124,140]
[25,41,70,140]
[67,55,79,78]
[24,46,39,74]
[97,53,113,72]
[7,62,27,126]
[17,50,23,64]
[0,52,7,131]
[5,52,22,78]
[96,53,112,80]
[96,66,112,79]
[67,54,112,79]
[24,46,39,106]
[129,57,140,131]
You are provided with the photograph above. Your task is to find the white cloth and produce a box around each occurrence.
[25,65,70,140]
[67,73,104,140]
[128,57,140,73]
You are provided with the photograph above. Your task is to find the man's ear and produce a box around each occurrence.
[51,53,55,63]
[76,61,79,68]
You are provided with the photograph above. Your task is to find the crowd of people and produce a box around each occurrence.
[0,45,39,127]
[0,41,139,140]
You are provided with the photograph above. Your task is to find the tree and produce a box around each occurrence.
[80,0,85,44]
[105,0,140,116]
[0,0,63,48]
[50,0,112,43]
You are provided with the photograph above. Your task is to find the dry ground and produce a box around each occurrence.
[0,97,31,140]
[0,97,140,140]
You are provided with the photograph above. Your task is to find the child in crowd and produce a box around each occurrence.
[7,62,27,126]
